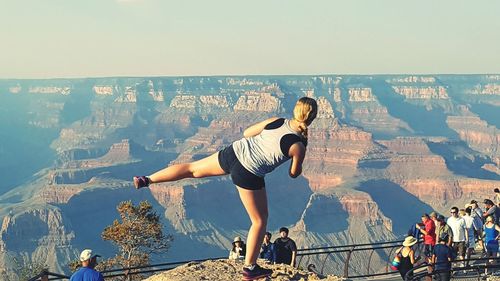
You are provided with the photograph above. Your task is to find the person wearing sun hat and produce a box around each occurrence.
[70,249,104,281]
[229,236,247,260]
[395,236,417,279]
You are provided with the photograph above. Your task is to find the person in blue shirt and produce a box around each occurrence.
[70,249,104,281]
[259,232,276,264]
[431,234,456,281]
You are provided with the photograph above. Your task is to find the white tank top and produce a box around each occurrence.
[232,118,305,177]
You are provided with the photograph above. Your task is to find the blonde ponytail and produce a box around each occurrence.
[293,97,318,139]
[296,121,308,139]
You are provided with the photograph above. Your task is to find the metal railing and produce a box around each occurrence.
[26,238,427,280]
[296,239,422,279]
[406,256,500,281]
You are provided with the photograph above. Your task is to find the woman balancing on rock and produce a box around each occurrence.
[133,97,318,281]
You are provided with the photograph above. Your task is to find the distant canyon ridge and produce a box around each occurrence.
[0,75,499,278]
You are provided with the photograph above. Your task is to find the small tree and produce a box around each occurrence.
[101,200,173,280]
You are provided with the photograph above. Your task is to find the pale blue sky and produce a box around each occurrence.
[1,0,499,78]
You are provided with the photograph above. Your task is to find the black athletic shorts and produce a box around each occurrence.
[217,145,265,190]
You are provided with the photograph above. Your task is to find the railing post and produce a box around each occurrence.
[343,246,355,278]
[41,270,48,281]
[386,246,396,273]
[367,249,375,275]
[320,253,332,275]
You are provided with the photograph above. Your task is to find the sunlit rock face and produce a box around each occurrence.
[0,75,498,278]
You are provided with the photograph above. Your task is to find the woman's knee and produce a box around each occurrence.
[250,215,268,229]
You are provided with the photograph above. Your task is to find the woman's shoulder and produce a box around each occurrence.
[263,117,285,130]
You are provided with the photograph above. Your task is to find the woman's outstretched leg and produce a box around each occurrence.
[134,152,226,188]
[237,186,272,279]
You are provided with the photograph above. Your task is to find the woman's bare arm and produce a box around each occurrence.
[243,117,280,138]
[288,142,306,178]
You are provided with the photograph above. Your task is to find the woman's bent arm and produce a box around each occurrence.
[243,117,279,138]
[288,142,306,178]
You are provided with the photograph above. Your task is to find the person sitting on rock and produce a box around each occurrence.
[133,97,318,280]
[229,236,247,261]
[259,232,276,264]
[274,227,298,267]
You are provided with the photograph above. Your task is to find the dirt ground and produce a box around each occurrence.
[143,259,344,281]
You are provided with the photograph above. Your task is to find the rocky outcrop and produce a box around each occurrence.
[388,76,436,83]
[447,115,499,157]
[8,85,21,94]
[93,85,114,96]
[39,185,82,204]
[469,83,500,95]
[392,86,448,99]
[303,126,376,191]
[28,86,71,95]
[114,86,137,102]
[60,139,137,169]
[378,137,432,155]
[316,96,334,119]
[298,192,392,233]
[0,207,76,274]
[348,87,376,102]
[170,95,230,110]
[51,103,136,152]
[144,260,344,281]
[234,92,282,112]
[149,185,186,228]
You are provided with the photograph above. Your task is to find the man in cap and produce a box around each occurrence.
[70,249,104,281]
[483,199,500,225]
[436,215,453,247]
[430,212,439,236]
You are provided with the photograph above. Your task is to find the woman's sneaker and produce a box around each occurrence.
[242,264,272,280]
[133,176,150,189]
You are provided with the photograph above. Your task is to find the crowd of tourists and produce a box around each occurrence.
[393,188,500,281]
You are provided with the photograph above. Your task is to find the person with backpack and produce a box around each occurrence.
[394,236,417,280]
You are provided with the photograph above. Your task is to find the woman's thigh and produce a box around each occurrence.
[236,187,268,223]
[190,152,227,178]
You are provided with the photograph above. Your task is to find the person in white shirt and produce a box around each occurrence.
[460,208,476,266]
[447,206,468,262]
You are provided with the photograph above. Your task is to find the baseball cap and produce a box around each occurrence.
[484,199,494,205]
[80,249,101,261]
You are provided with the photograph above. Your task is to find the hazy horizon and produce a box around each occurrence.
[2,72,500,81]
[1,0,500,79]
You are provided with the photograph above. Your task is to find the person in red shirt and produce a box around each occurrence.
[417,213,436,259]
